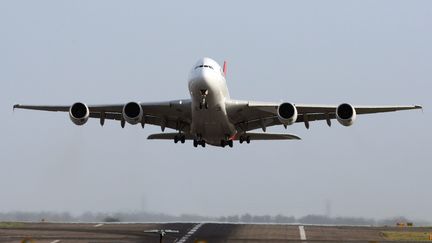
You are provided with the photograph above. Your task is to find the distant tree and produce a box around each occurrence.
[299,215,329,224]
[218,216,227,222]
[378,216,410,226]
[274,214,296,223]
[252,215,272,223]
[0,211,428,226]
[81,211,95,222]
[103,216,121,222]
[240,214,252,223]
[226,215,239,222]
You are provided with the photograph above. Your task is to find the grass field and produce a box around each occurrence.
[0,222,25,228]
[382,231,432,241]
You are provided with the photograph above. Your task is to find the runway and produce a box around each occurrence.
[1,222,431,242]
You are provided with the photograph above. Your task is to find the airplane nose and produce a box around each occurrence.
[195,69,216,88]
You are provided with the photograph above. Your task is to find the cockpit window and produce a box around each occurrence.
[195,65,214,70]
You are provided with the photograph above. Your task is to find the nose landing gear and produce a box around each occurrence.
[199,89,208,109]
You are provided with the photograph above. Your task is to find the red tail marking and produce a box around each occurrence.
[223,60,227,77]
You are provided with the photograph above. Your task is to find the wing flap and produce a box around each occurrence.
[241,133,301,140]
[13,104,69,112]
[147,133,194,140]
[354,105,423,114]
[295,104,422,114]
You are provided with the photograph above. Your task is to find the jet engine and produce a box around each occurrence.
[69,102,89,126]
[277,102,298,125]
[122,102,143,125]
[336,103,357,126]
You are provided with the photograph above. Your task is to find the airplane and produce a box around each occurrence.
[144,229,179,243]
[13,57,422,148]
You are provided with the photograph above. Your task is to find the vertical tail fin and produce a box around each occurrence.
[223,60,227,77]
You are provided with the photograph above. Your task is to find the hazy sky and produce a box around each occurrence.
[1,1,431,221]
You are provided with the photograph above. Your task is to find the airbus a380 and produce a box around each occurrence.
[14,57,422,148]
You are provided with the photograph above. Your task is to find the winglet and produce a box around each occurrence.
[223,60,227,77]
[415,104,423,113]
[13,104,20,112]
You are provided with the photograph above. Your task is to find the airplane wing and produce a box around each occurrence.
[147,133,195,140]
[147,132,301,140]
[225,100,422,132]
[13,100,192,132]
[236,132,301,140]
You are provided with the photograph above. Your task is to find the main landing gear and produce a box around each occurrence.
[193,134,205,147]
[173,134,186,144]
[220,139,233,148]
[239,136,251,144]
[193,139,205,148]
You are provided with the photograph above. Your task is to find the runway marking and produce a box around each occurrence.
[176,223,203,243]
[299,225,307,240]
[94,223,104,227]
[50,240,61,243]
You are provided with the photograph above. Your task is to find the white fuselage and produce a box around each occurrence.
[188,58,236,146]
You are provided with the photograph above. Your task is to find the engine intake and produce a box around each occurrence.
[123,102,143,125]
[277,102,298,125]
[336,103,356,126]
[69,102,89,126]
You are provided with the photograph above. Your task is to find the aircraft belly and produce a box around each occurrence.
[191,102,236,146]
[189,69,236,146]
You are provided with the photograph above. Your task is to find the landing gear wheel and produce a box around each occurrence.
[180,136,185,143]
[220,140,226,148]
[199,102,208,110]
[201,141,206,147]
[193,140,198,147]
[228,140,233,148]
[246,136,251,144]
[174,136,179,144]
[239,137,244,144]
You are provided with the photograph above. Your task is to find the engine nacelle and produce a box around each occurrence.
[69,102,89,126]
[336,103,357,126]
[122,102,143,125]
[277,102,298,125]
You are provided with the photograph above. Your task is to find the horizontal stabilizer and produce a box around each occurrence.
[147,133,194,140]
[240,133,301,140]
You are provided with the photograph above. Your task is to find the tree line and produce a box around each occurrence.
[0,211,428,226]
